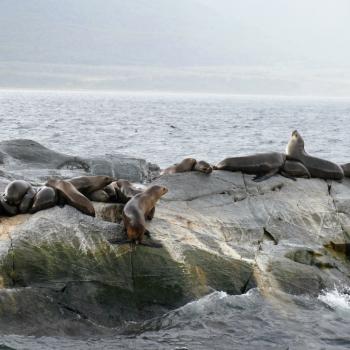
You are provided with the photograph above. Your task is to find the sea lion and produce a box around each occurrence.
[161,158,213,175]
[161,158,197,175]
[0,194,18,216]
[68,175,116,195]
[30,186,57,214]
[87,189,110,202]
[214,152,288,182]
[3,180,31,205]
[19,186,37,213]
[341,164,350,178]
[109,185,168,247]
[46,179,95,217]
[193,160,213,174]
[282,160,311,179]
[115,179,143,203]
[285,130,344,180]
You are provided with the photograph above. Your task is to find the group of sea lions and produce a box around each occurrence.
[161,130,348,182]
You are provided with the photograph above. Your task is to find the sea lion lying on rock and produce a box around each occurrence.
[214,152,309,181]
[109,185,168,247]
[30,186,57,214]
[341,164,350,178]
[68,175,116,195]
[161,158,212,175]
[114,179,144,203]
[46,179,95,217]
[286,130,344,181]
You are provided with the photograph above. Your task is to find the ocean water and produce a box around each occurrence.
[0,90,349,168]
[1,90,350,349]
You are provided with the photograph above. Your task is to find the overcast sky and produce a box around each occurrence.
[1,0,350,95]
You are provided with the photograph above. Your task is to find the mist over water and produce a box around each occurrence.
[1,90,349,168]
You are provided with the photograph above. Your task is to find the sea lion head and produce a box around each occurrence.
[147,185,168,199]
[286,129,305,157]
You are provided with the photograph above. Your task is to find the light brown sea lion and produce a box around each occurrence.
[285,130,344,180]
[3,180,31,205]
[115,179,143,203]
[161,158,197,175]
[214,152,288,182]
[46,179,95,217]
[30,186,57,214]
[68,175,116,195]
[341,164,350,178]
[109,185,168,247]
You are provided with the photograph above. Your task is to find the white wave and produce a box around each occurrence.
[318,287,350,311]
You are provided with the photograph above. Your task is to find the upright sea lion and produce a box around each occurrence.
[115,179,143,203]
[214,152,287,182]
[109,185,168,247]
[68,176,116,195]
[46,179,95,217]
[285,130,344,180]
[30,186,57,214]
[341,164,350,178]
[3,180,31,205]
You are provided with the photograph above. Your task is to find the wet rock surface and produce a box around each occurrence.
[0,140,349,336]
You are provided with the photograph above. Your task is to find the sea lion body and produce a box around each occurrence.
[281,160,311,178]
[88,189,110,202]
[68,176,115,195]
[286,130,344,181]
[30,186,57,214]
[161,158,196,175]
[115,179,143,203]
[19,187,37,213]
[341,164,350,178]
[46,179,95,217]
[119,185,168,245]
[4,180,31,205]
[214,152,286,181]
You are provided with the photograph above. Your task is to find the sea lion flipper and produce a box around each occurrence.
[253,169,279,182]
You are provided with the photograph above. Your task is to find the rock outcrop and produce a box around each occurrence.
[0,140,349,336]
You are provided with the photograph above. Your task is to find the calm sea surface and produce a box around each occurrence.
[0,90,350,349]
[1,90,349,168]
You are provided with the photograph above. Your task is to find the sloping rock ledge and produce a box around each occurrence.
[0,139,349,336]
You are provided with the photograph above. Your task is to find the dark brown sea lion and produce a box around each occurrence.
[30,186,57,214]
[282,160,311,179]
[214,152,288,182]
[285,130,344,180]
[325,241,350,257]
[19,186,37,213]
[68,175,116,195]
[341,164,350,178]
[115,179,143,203]
[3,180,31,205]
[193,160,213,174]
[109,185,168,247]
[46,179,95,217]
[0,194,18,216]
